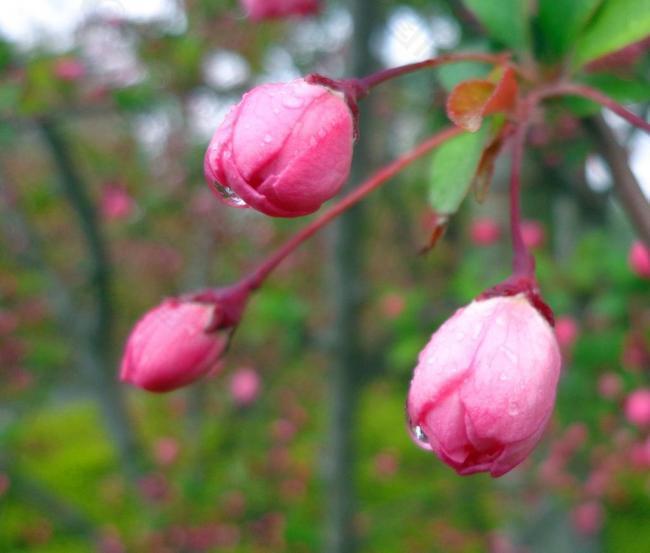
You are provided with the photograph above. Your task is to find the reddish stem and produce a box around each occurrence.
[235,126,463,293]
[535,82,650,133]
[358,52,510,91]
[509,101,536,278]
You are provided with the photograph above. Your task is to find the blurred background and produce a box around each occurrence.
[0,1,649,552]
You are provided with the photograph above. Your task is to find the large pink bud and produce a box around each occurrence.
[629,241,650,278]
[120,300,228,393]
[204,78,354,217]
[241,0,319,21]
[407,295,562,477]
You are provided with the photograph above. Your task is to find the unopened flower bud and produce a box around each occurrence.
[407,294,561,477]
[241,0,319,21]
[120,300,228,393]
[204,78,354,217]
[629,241,650,278]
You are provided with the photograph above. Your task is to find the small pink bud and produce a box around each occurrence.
[521,220,545,249]
[407,295,561,477]
[625,389,650,427]
[571,501,604,536]
[628,241,650,278]
[101,184,135,221]
[597,372,622,400]
[120,300,228,393]
[555,316,579,349]
[54,58,85,82]
[229,367,261,407]
[204,78,354,217]
[241,0,319,20]
[470,217,501,246]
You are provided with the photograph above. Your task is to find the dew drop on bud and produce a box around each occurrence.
[214,181,248,208]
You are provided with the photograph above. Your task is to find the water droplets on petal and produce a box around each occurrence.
[213,181,248,208]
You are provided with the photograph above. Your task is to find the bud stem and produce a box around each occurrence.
[237,126,463,293]
[357,52,511,91]
[534,82,650,134]
[509,114,535,277]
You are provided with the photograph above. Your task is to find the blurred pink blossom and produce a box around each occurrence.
[521,220,546,249]
[101,184,135,221]
[625,389,650,427]
[555,316,579,349]
[229,367,261,407]
[470,217,501,246]
[571,501,604,535]
[629,241,650,278]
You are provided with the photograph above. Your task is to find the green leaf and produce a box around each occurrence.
[429,125,490,215]
[463,0,530,50]
[537,0,603,59]
[573,0,650,68]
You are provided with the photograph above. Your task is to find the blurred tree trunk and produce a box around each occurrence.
[323,1,378,552]
[38,119,141,477]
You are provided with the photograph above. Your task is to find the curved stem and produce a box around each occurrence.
[358,52,509,90]
[509,102,536,277]
[536,82,650,133]
[234,126,462,293]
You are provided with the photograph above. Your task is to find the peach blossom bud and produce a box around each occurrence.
[241,0,319,20]
[204,78,354,217]
[229,367,261,407]
[597,372,622,400]
[407,295,561,477]
[470,217,501,246]
[521,220,545,249]
[625,389,650,427]
[120,300,228,393]
[555,316,579,349]
[629,241,650,278]
[571,501,604,536]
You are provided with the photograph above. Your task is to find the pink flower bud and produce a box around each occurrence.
[120,300,228,393]
[229,367,261,407]
[629,241,650,278]
[204,78,354,217]
[521,220,545,249]
[470,217,501,246]
[625,389,650,427]
[571,501,604,536]
[555,316,579,349]
[241,0,319,20]
[407,295,561,477]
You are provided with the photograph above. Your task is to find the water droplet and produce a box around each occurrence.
[507,401,520,416]
[223,150,231,159]
[408,423,433,451]
[213,181,247,208]
[263,134,273,144]
[282,96,304,109]
[499,372,511,382]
